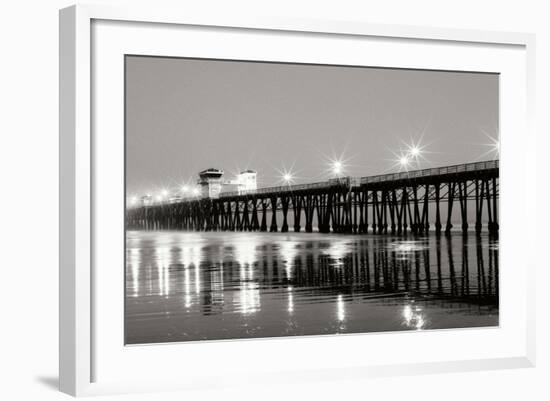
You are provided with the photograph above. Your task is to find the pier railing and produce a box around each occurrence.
[220,180,340,198]
[359,160,498,185]
[219,160,498,198]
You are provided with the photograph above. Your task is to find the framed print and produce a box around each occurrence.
[59,4,536,397]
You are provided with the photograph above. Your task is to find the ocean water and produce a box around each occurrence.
[125,231,498,344]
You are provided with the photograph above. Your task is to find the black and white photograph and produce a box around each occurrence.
[124,55,499,345]
[5,0,550,399]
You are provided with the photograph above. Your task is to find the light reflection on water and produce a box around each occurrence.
[125,231,498,344]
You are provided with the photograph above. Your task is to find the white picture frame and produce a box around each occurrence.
[59,4,536,397]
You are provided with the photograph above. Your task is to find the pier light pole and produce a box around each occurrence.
[283,173,292,185]
[333,161,343,177]
[399,155,410,170]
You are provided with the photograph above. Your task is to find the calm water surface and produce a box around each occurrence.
[125,231,498,344]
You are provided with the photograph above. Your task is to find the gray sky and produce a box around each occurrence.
[126,56,498,197]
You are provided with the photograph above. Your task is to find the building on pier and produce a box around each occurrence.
[140,194,152,206]
[235,170,257,194]
[194,168,259,199]
[198,168,224,198]
[197,168,258,198]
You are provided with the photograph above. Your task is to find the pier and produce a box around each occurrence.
[126,160,499,235]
